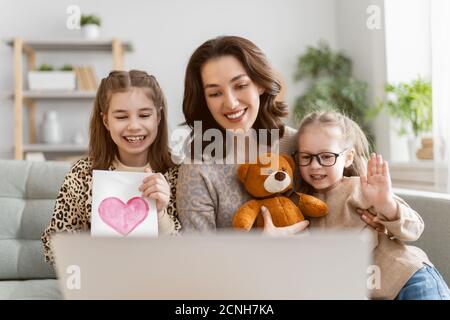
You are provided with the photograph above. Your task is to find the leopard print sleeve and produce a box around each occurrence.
[164,165,181,235]
[41,158,93,265]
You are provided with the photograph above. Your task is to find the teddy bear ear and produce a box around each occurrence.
[281,154,296,171]
[237,164,251,182]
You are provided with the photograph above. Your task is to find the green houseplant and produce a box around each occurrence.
[80,15,101,27]
[81,14,101,40]
[38,64,54,71]
[293,40,372,142]
[378,77,432,138]
[59,64,74,71]
[374,77,432,161]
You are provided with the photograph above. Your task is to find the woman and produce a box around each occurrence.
[177,36,298,231]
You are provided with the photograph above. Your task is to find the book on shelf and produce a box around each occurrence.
[74,67,85,90]
[74,66,97,91]
[86,66,98,90]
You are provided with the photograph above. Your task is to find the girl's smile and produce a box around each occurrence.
[123,135,147,144]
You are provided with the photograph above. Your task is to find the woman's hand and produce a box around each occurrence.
[139,168,170,217]
[261,206,309,237]
[356,208,387,234]
[360,153,398,220]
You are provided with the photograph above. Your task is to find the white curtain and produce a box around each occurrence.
[431,0,450,193]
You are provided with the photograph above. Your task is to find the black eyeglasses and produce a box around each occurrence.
[292,149,349,167]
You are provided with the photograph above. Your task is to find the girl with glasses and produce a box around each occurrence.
[262,110,449,300]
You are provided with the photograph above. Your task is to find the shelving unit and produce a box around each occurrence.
[8,38,132,160]
[12,91,97,100]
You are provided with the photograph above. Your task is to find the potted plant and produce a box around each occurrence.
[293,40,372,144]
[28,64,76,91]
[81,14,101,40]
[376,77,432,160]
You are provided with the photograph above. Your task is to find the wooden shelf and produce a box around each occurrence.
[23,143,88,153]
[6,39,133,52]
[9,37,129,160]
[12,90,97,100]
[390,161,447,192]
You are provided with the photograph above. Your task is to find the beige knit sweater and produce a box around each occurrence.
[310,176,431,300]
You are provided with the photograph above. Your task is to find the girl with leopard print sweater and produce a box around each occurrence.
[42,70,181,265]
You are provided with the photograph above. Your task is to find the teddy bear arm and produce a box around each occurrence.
[296,192,328,217]
[232,200,261,231]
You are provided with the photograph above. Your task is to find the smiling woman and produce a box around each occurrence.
[182,36,290,152]
[177,36,298,232]
[201,55,264,133]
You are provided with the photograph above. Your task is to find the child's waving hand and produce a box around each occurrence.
[360,153,398,220]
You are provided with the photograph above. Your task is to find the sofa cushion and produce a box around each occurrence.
[394,188,450,283]
[0,279,61,299]
[0,160,70,280]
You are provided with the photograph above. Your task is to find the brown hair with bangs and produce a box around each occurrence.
[183,36,288,148]
[89,69,174,172]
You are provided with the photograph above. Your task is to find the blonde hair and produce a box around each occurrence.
[89,70,174,172]
[297,111,370,192]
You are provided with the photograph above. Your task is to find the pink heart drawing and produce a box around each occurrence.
[98,196,149,236]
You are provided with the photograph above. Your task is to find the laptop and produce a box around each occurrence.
[52,231,371,299]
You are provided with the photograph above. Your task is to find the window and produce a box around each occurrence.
[383,0,449,193]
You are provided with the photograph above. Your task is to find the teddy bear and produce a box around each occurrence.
[232,153,328,231]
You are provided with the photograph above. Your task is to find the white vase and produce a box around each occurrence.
[82,24,100,40]
[41,111,62,144]
[72,132,85,145]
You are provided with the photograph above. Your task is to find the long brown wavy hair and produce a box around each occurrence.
[89,70,174,173]
[183,36,288,156]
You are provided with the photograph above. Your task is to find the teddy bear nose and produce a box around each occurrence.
[274,171,286,181]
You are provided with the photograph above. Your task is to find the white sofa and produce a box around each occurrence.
[394,188,450,282]
[0,160,69,299]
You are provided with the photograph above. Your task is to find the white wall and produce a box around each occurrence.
[335,0,389,158]
[0,0,338,159]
